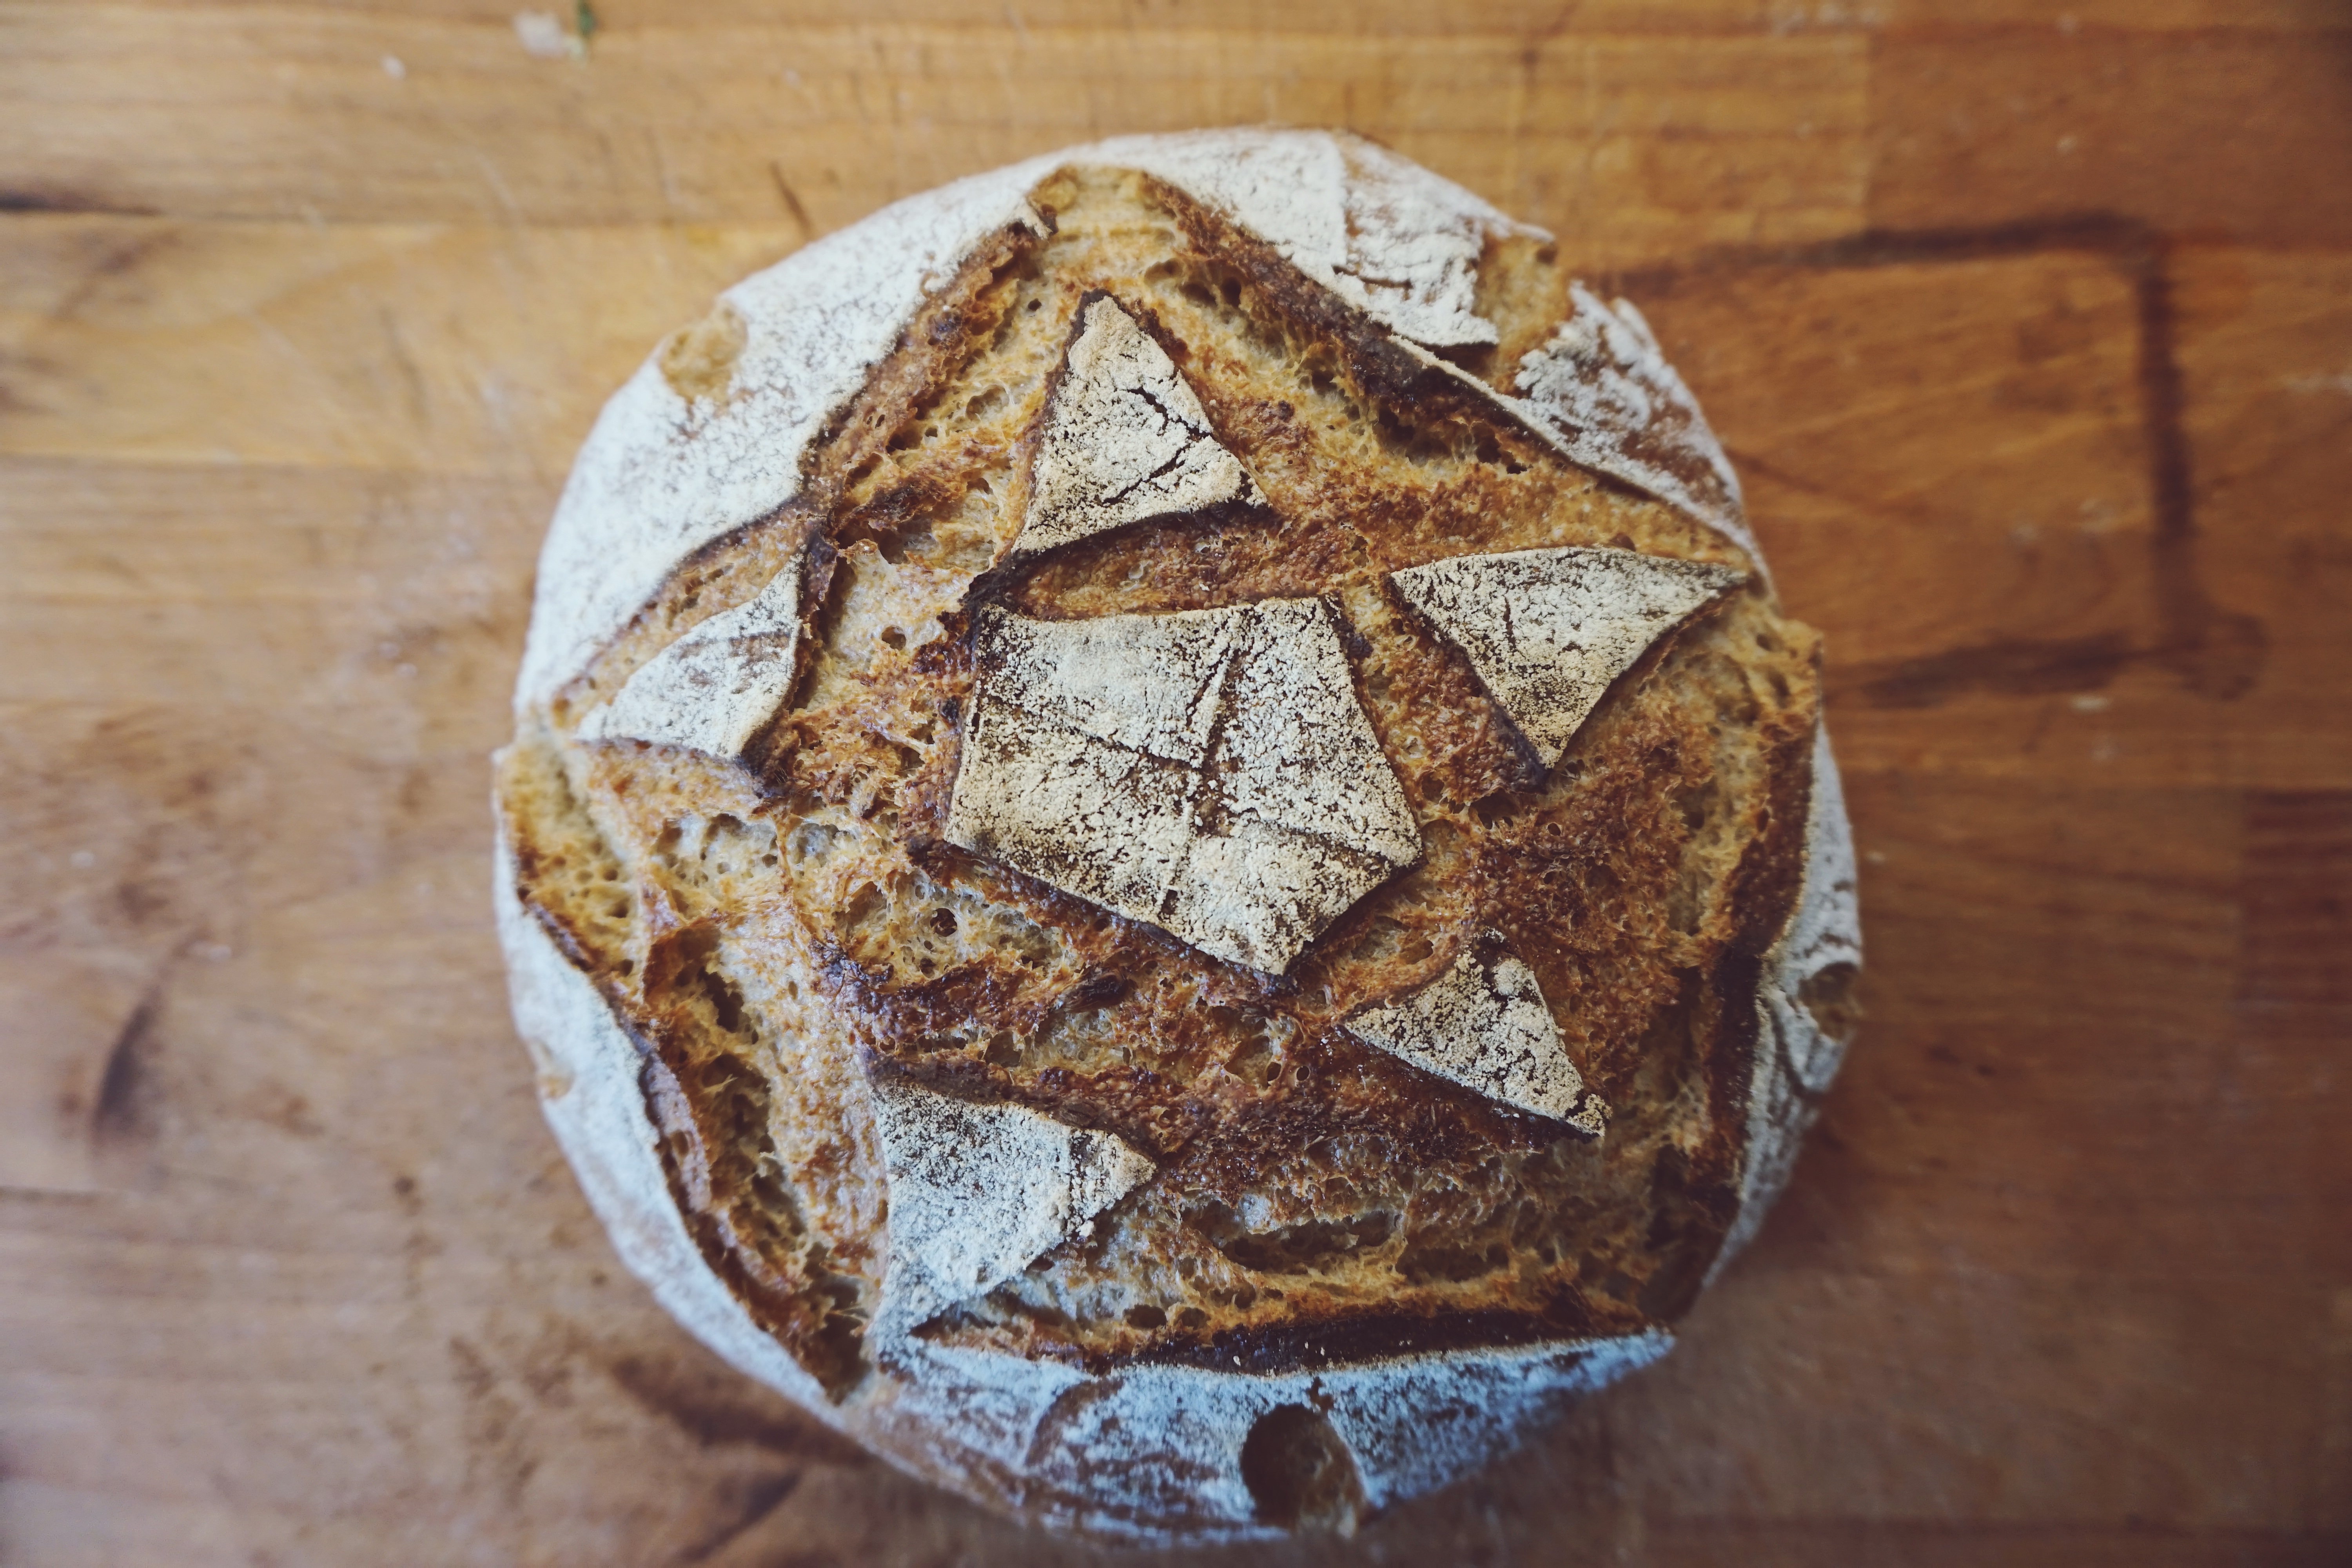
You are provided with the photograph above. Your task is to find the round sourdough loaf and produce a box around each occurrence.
[495,129,1860,1542]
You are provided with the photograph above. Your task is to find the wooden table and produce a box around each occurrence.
[4,4,2347,1562]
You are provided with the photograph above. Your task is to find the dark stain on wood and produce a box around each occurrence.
[2238,791,2352,1009]
[447,1334,540,1507]
[91,984,165,1145]
[0,187,158,216]
[1847,632,2134,708]
[1615,213,2270,706]
[676,1470,804,1564]
[604,1354,870,1465]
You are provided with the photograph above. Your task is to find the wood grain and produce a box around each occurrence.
[2,3,2348,1563]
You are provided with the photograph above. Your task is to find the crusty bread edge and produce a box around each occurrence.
[495,828,836,1409]
[496,812,1675,1541]
[1710,722,1863,1280]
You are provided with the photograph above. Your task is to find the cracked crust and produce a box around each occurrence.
[495,130,1858,1543]
[1013,292,1262,560]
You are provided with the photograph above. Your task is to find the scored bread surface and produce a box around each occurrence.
[1013,292,1263,559]
[496,128,1858,1542]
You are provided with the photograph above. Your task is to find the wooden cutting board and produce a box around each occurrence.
[3,4,2348,1563]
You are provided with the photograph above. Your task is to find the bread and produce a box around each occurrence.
[494,128,1860,1543]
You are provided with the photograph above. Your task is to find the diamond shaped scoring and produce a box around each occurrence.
[946,599,1421,974]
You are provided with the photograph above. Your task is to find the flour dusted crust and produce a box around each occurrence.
[946,599,1420,975]
[1388,545,1746,771]
[575,564,802,758]
[1711,722,1863,1276]
[496,129,1859,1542]
[866,1074,1156,1333]
[1345,931,1608,1133]
[1013,293,1262,560]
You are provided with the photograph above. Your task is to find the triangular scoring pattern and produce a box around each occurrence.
[867,1076,1155,1325]
[575,565,802,759]
[945,599,1421,975]
[1345,932,1608,1134]
[1388,545,1744,771]
[1013,293,1259,560]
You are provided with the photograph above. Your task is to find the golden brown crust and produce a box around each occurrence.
[499,164,1823,1396]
